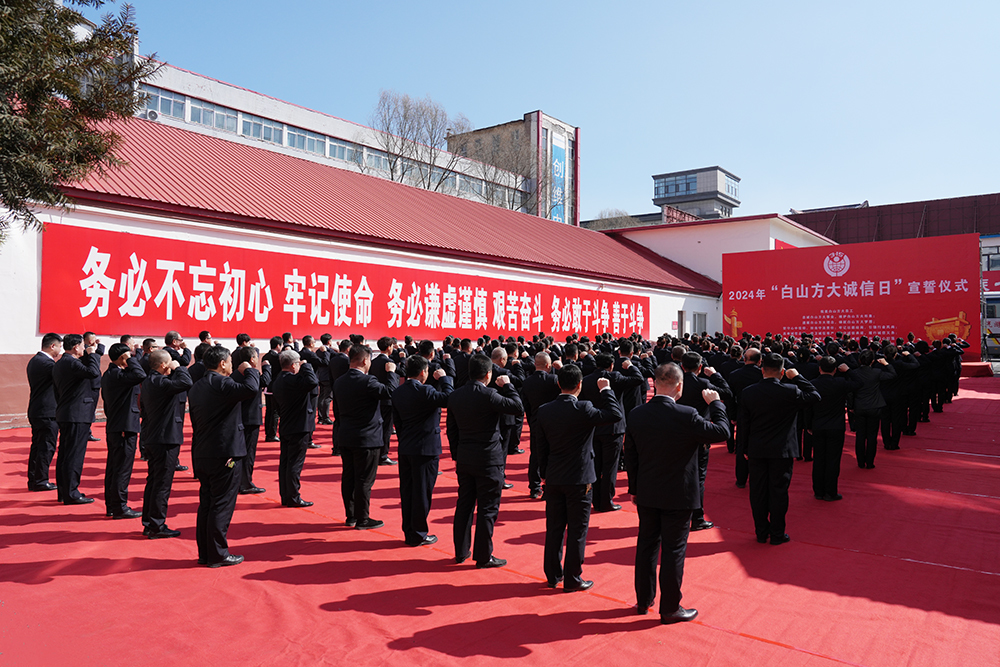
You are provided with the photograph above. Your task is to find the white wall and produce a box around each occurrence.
[0,221,43,354]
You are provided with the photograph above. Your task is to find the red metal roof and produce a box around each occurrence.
[64,117,721,296]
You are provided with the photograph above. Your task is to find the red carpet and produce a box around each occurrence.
[2,379,999,666]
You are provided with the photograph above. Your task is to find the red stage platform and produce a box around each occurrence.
[2,379,999,665]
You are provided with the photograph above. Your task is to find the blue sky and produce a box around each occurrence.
[82,1,999,220]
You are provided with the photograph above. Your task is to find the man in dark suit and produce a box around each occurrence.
[677,352,732,531]
[805,356,858,501]
[581,353,645,512]
[100,343,146,518]
[232,346,271,495]
[392,355,454,546]
[728,348,763,488]
[188,345,259,567]
[26,333,63,492]
[334,344,398,530]
[738,353,820,545]
[162,331,192,472]
[139,349,193,538]
[452,338,474,388]
[612,339,652,419]
[262,336,283,442]
[370,336,398,466]
[328,338,352,456]
[297,336,325,450]
[535,364,622,591]
[447,354,522,568]
[316,333,335,425]
[271,349,319,507]
[625,363,729,624]
[487,347,524,485]
[520,352,562,499]
[52,333,102,504]
[82,332,105,442]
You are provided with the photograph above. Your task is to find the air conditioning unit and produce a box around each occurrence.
[140,109,159,121]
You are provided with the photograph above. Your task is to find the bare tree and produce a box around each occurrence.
[355,90,471,193]
[584,208,637,231]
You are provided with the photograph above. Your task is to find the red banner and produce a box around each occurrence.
[982,270,1000,293]
[40,223,649,340]
[722,234,981,356]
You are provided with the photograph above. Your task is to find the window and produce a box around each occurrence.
[189,99,237,133]
[694,312,707,335]
[287,126,326,155]
[459,175,483,196]
[329,138,359,163]
[141,85,185,119]
[241,113,283,145]
[654,174,698,198]
[365,149,390,171]
[725,175,740,199]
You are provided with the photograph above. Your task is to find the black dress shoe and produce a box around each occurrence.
[661,606,698,624]
[502,482,514,490]
[331,448,342,456]
[476,555,507,569]
[546,578,563,589]
[564,580,594,592]
[866,463,875,469]
[690,520,714,531]
[756,535,768,544]
[770,533,791,545]
[378,456,397,466]
[815,494,825,500]
[345,517,357,527]
[65,496,95,505]
[113,508,142,519]
[455,553,470,564]
[529,489,543,499]
[509,448,525,455]
[735,482,746,489]
[307,442,322,449]
[29,482,57,491]
[407,535,438,547]
[803,457,813,462]
[239,486,266,494]
[88,435,101,442]
[197,558,207,565]
[148,527,181,539]
[284,499,313,508]
[355,518,384,530]
[208,554,244,568]
[265,437,279,442]
[823,494,843,501]
[636,604,652,615]
[902,431,917,436]
[174,464,189,472]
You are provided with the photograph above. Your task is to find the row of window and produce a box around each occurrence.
[654,174,698,198]
[140,85,527,210]
[725,175,739,199]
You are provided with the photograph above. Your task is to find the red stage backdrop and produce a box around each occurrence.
[40,223,649,340]
[722,234,981,355]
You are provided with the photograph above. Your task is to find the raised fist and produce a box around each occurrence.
[442,353,450,360]
[704,366,716,377]
[168,360,180,370]
[837,363,849,373]
[622,359,632,370]
[596,377,611,392]
[785,368,800,379]
[238,361,252,373]
[702,389,720,404]
[433,368,446,380]
[495,375,511,388]
[386,362,397,373]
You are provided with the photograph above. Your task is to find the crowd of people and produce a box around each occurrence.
[23,325,969,623]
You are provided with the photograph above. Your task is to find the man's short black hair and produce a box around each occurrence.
[199,330,212,342]
[348,344,370,364]
[378,336,393,352]
[270,336,283,350]
[681,351,702,372]
[41,333,63,349]
[761,353,785,371]
[468,354,492,381]
[236,333,251,346]
[231,345,255,368]
[108,343,130,362]
[595,353,614,370]
[320,333,333,345]
[819,356,838,373]
[64,333,83,350]
[203,345,230,370]
[193,342,212,362]
[418,339,435,358]
[120,334,132,344]
[557,364,583,390]
[406,355,428,378]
